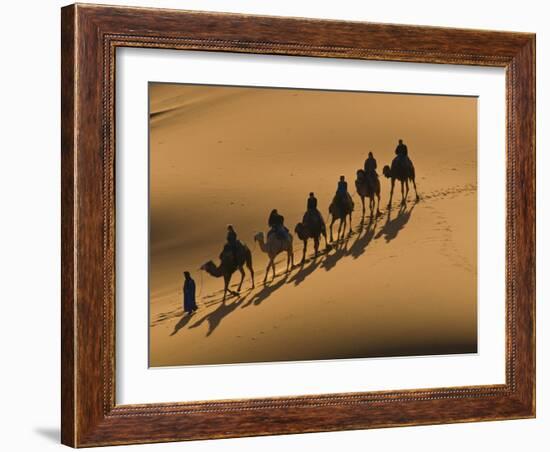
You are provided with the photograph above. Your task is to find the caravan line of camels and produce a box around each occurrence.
[200,142,419,301]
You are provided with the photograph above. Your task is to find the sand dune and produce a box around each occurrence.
[148,84,477,367]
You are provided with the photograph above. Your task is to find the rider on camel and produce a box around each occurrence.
[336,175,348,200]
[395,139,413,172]
[307,192,318,211]
[335,175,353,211]
[304,192,324,226]
[221,224,240,262]
[395,139,408,158]
[364,151,378,176]
[268,209,290,240]
[363,151,379,192]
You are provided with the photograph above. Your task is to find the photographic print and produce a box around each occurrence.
[148,83,477,367]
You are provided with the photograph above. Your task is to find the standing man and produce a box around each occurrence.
[182,271,198,315]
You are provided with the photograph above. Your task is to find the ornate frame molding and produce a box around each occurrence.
[61,4,535,447]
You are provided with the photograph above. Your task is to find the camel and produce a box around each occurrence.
[355,169,381,218]
[383,155,419,208]
[328,194,354,242]
[294,211,329,263]
[254,231,294,284]
[201,243,255,302]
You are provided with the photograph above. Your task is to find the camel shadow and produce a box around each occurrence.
[287,255,323,286]
[321,214,377,271]
[321,232,353,271]
[376,200,417,243]
[163,203,416,338]
[241,274,289,308]
[188,297,244,336]
[348,216,377,259]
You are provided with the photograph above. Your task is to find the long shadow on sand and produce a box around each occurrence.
[170,311,197,336]
[187,296,246,336]
[287,254,324,286]
[348,216,377,259]
[171,216,379,335]
[375,200,417,243]
[169,204,416,337]
[322,214,378,272]
[241,274,289,308]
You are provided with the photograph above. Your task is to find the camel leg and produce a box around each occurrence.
[286,249,292,272]
[342,217,347,239]
[225,274,231,300]
[361,196,365,216]
[322,230,329,251]
[271,259,277,280]
[301,240,307,263]
[345,216,349,237]
[263,260,272,284]
[222,276,228,302]
[400,180,406,205]
[330,217,336,242]
[405,179,410,203]
[369,196,374,218]
[224,274,238,301]
[412,177,419,201]
[388,178,395,209]
[237,266,245,292]
[314,237,319,256]
[286,248,294,273]
[376,192,381,216]
[247,264,255,289]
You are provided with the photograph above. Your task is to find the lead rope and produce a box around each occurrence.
[197,268,204,306]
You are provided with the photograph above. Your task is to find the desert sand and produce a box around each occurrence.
[148,83,477,367]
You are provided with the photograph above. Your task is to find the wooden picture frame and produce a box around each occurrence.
[61,3,535,447]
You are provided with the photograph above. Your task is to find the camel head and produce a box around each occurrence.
[382,165,392,179]
[356,169,365,179]
[201,260,224,278]
[253,231,264,243]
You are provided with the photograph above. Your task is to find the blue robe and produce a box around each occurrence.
[337,180,348,197]
[183,279,197,313]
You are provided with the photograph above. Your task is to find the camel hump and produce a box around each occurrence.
[236,240,249,255]
[303,209,325,230]
[390,155,415,179]
[220,240,249,265]
[330,193,354,218]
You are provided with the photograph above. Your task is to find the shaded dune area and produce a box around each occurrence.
[149,83,477,367]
